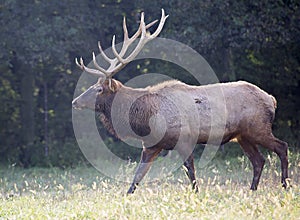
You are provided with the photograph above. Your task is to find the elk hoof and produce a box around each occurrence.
[127,185,136,194]
[282,178,291,189]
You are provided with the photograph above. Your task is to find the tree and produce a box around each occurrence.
[0,0,299,166]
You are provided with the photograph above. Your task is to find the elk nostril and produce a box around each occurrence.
[72,99,80,109]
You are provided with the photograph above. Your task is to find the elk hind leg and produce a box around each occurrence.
[275,140,289,188]
[176,143,198,192]
[258,135,288,188]
[238,138,265,190]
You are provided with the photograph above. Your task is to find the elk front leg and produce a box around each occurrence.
[127,146,162,194]
[183,154,198,192]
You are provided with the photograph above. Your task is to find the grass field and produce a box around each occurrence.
[0,152,299,219]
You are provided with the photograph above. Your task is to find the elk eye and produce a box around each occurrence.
[97,88,103,93]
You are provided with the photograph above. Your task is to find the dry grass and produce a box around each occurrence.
[0,152,299,219]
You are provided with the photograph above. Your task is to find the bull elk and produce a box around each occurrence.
[72,9,288,194]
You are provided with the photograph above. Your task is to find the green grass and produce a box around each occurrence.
[0,152,299,220]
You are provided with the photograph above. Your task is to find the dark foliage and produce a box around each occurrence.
[0,0,299,167]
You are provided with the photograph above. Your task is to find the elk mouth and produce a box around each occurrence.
[72,99,84,110]
[72,105,83,110]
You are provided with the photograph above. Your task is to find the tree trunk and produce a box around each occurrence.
[223,47,236,81]
[20,66,35,167]
[11,52,35,167]
[44,81,49,157]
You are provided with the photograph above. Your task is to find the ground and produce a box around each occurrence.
[0,152,299,219]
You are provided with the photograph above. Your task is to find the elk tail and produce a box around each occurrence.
[270,95,277,109]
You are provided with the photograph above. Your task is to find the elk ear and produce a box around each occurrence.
[109,79,121,92]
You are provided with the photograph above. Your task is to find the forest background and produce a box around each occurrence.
[0,0,299,167]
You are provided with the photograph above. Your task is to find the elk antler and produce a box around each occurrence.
[75,9,169,83]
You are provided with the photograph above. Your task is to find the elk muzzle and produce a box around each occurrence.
[72,98,83,110]
[72,84,100,110]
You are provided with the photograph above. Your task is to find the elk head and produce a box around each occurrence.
[72,9,168,111]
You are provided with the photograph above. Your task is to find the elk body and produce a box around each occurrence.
[72,10,288,194]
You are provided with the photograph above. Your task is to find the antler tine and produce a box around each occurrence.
[149,9,169,39]
[118,13,158,58]
[99,12,151,74]
[111,35,121,62]
[129,12,145,41]
[75,57,84,70]
[116,12,143,59]
[92,52,110,76]
[76,9,168,82]
[75,57,106,78]
[123,17,129,42]
[145,19,159,29]
[98,41,113,63]
[107,9,168,78]
[111,12,146,65]
[105,11,162,67]
[112,9,167,68]
[119,12,147,62]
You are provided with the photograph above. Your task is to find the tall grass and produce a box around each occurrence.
[0,151,299,219]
